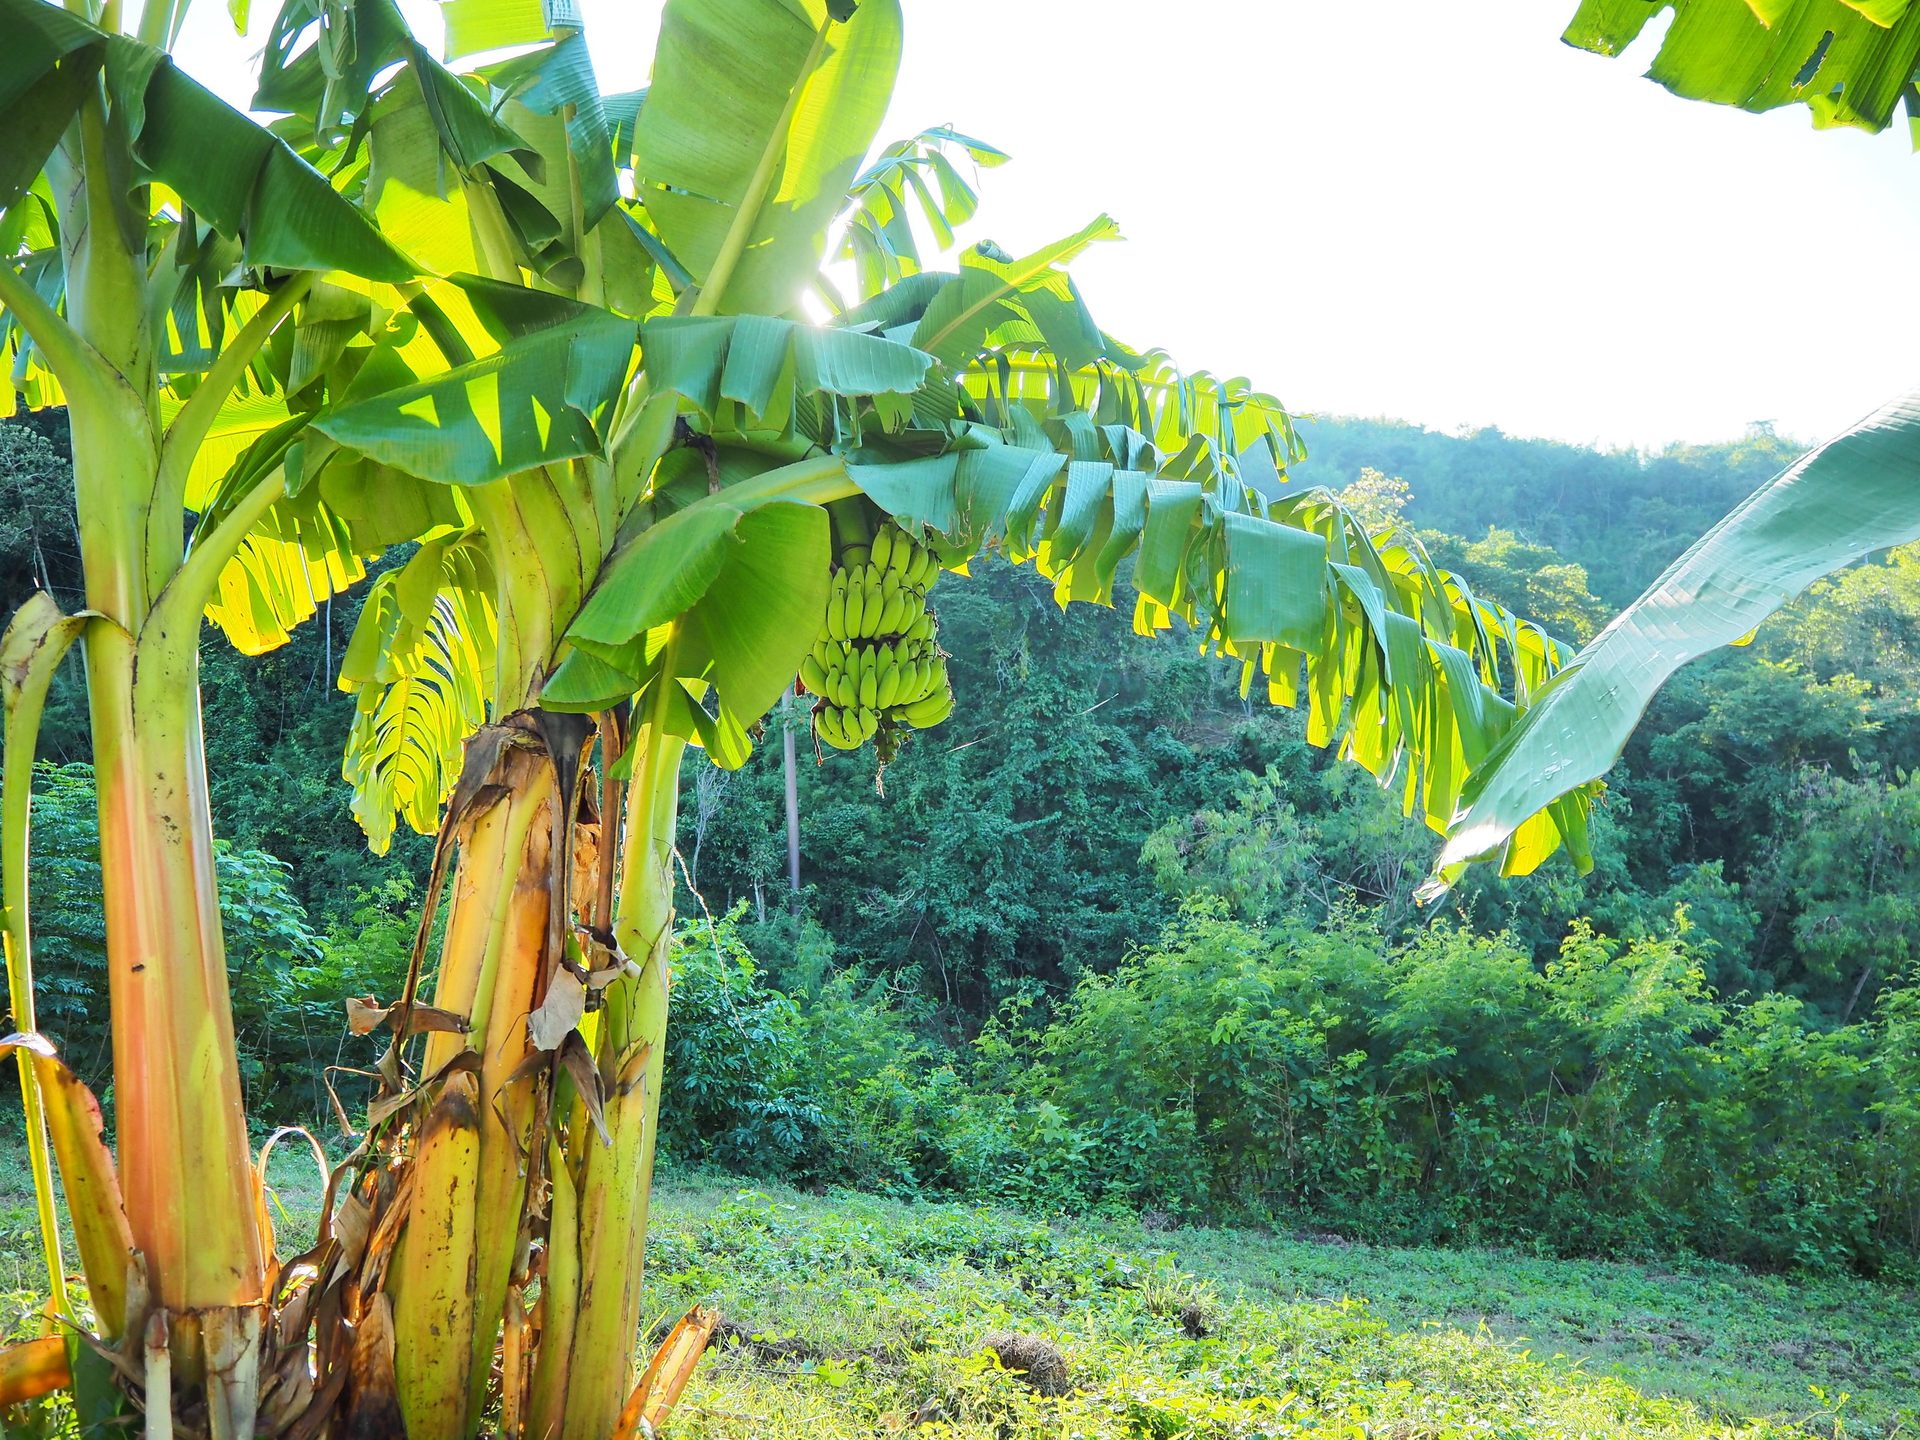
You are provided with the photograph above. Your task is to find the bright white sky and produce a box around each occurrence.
[174,0,1920,451]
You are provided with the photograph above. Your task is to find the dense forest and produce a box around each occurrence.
[6,410,1918,1275]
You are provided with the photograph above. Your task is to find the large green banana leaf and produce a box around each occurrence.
[643,313,934,435]
[849,427,1572,836]
[1431,391,1920,889]
[313,288,638,486]
[634,0,903,314]
[1564,0,1920,137]
[0,0,411,279]
[549,490,832,768]
[253,0,525,166]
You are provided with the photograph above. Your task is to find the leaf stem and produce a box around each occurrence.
[1,597,87,1320]
[155,272,313,517]
[150,464,288,636]
[0,262,110,399]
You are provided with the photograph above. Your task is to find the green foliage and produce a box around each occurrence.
[646,894,1920,1274]
[1756,768,1920,1020]
[1140,764,1432,932]
[15,407,1920,1279]
[661,905,819,1173]
[661,908,1033,1198]
[636,419,1920,1276]
[10,763,105,1074]
[0,416,85,760]
[0,420,74,612]
[1425,527,1613,643]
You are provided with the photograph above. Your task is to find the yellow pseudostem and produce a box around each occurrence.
[389,1069,482,1440]
[530,709,683,1439]
[395,742,554,1440]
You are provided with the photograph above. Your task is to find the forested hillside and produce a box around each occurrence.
[7,411,1918,1274]
[1294,416,1803,601]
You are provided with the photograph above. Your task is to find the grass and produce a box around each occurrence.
[4,1147,1917,1438]
[640,1179,1919,1439]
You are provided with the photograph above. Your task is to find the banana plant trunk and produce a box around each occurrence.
[386,708,684,1440]
[390,730,555,1440]
[52,159,271,1423]
[528,709,683,1440]
[88,626,266,1352]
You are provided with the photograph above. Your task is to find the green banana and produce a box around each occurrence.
[812,518,960,754]
[901,688,954,728]
[844,572,867,639]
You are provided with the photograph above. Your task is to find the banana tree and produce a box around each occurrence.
[0,0,566,1429]
[251,3,1599,1437]
[1425,2,1920,882]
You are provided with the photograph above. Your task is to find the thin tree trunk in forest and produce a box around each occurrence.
[1842,959,1876,1024]
[784,686,802,906]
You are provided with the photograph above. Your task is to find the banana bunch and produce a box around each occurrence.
[800,520,955,752]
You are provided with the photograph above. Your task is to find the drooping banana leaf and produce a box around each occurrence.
[829,424,1580,866]
[642,313,933,439]
[280,0,1592,885]
[338,537,498,854]
[1430,390,1920,889]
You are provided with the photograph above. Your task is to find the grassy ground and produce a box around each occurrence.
[4,1149,1916,1438]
